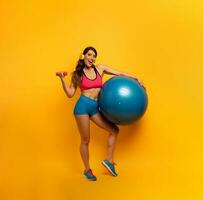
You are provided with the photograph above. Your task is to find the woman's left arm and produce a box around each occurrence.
[98,64,146,89]
[98,64,135,78]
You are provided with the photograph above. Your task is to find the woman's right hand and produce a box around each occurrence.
[56,71,68,78]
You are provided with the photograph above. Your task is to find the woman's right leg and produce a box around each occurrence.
[74,115,91,171]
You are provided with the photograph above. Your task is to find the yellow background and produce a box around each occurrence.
[1,0,203,199]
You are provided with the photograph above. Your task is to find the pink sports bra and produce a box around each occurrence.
[80,66,103,90]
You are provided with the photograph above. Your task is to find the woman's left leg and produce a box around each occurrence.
[90,112,119,163]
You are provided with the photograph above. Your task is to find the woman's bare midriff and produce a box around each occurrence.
[81,88,101,101]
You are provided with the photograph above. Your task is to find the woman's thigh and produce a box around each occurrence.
[90,112,119,134]
[74,115,90,141]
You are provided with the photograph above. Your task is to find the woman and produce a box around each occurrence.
[56,46,144,181]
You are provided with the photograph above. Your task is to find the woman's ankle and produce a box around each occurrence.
[84,167,91,172]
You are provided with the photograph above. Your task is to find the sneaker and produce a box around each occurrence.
[102,160,118,176]
[83,169,97,181]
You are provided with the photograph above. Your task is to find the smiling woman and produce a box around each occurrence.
[84,50,97,67]
[56,46,144,181]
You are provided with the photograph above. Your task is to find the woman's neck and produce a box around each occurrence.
[84,65,93,70]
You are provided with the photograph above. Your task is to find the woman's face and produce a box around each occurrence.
[84,50,97,68]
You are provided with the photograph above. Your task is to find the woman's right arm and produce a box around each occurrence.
[60,77,77,98]
[56,72,77,98]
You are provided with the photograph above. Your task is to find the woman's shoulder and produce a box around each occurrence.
[94,64,104,76]
[95,64,105,70]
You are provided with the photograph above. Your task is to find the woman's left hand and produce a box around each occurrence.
[133,77,146,91]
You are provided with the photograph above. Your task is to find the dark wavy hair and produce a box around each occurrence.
[71,46,98,88]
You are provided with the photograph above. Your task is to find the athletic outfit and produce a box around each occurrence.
[73,66,118,180]
[73,66,103,116]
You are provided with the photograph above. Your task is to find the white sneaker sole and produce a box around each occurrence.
[102,161,117,176]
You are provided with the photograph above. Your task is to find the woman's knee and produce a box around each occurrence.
[111,125,119,135]
[81,136,90,145]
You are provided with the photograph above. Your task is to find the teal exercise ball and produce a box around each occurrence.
[98,76,148,125]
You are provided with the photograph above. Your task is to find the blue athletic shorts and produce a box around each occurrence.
[73,95,100,116]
